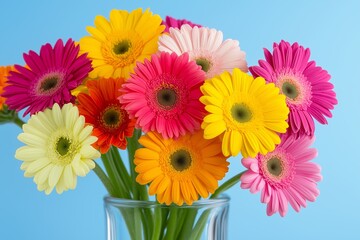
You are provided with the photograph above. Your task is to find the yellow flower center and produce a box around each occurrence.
[231,103,252,123]
[222,94,263,131]
[102,33,144,68]
[159,140,200,181]
[56,137,71,156]
[113,40,132,55]
[48,130,80,166]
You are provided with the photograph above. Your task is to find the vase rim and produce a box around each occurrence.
[104,194,230,208]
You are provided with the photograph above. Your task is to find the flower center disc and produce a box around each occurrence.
[170,149,192,172]
[40,76,59,91]
[195,58,211,72]
[56,137,71,156]
[282,82,299,100]
[231,103,252,123]
[102,108,121,128]
[266,157,283,177]
[113,40,131,55]
[157,88,177,108]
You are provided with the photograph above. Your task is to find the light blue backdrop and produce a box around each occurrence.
[0,0,359,239]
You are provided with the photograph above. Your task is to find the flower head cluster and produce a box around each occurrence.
[249,40,337,137]
[2,8,337,218]
[3,39,92,116]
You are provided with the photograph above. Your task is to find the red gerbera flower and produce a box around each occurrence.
[77,78,135,153]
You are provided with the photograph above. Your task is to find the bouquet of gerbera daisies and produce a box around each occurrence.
[0,8,337,240]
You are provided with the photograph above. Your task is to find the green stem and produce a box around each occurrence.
[210,171,245,199]
[173,208,188,239]
[13,114,25,128]
[110,146,133,194]
[189,210,211,240]
[127,128,142,199]
[151,207,162,240]
[159,208,169,240]
[163,207,178,240]
[92,162,116,196]
[101,154,125,198]
[177,209,197,240]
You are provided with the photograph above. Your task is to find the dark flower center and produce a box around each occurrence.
[40,76,59,92]
[267,157,283,177]
[282,82,299,100]
[231,103,252,123]
[195,58,211,72]
[170,149,192,172]
[102,107,122,128]
[113,40,131,55]
[157,88,177,108]
[56,137,71,156]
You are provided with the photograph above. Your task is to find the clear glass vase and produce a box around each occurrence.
[104,195,230,240]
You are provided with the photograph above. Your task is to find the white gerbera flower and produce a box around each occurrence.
[158,24,248,79]
[15,103,100,194]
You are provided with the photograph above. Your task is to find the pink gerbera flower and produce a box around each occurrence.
[240,133,322,217]
[119,52,206,139]
[249,40,337,136]
[3,39,92,116]
[162,16,202,33]
[158,24,248,79]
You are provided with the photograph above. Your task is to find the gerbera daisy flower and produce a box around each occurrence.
[79,8,165,79]
[3,39,92,116]
[158,24,248,79]
[134,130,229,206]
[119,52,206,139]
[162,16,202,33]
[77,78,135,153]
[0,65,13,110]
[15,103,100,194]
[200,68,289,158]
[240,133,322,217]
[249,40,337,136]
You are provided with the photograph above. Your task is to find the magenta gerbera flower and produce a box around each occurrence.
[3,39,92,116]
[119,52,206,139]
[162,16,202,33]
[249,40,337,136]
[240,133,322,217]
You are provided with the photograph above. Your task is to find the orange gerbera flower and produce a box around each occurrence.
[0,65,14,110]
[77,78,135,153]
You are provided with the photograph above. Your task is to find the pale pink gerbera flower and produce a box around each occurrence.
[158,24,248,79]
[3,39,92,116]
[249,40,337,136]
[162,16,202,33]
[240,133,322,217]
[119,52,206,139]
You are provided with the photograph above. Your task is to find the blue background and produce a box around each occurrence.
[0,0,359,239]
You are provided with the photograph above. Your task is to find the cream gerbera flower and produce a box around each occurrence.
[15,103,100,194]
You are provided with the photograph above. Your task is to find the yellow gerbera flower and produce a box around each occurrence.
[200,68,289,158]
[0,65,14,110]
[134,130,229,206]
[15,103,100,194]
[79,8,165,79]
